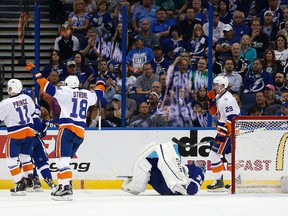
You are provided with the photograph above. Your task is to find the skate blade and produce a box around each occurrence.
[33,187,44,192]
[26,187,34,193]
[51,195,73,201]
[11,191,27,196]
[207,188,226,192]
[117,175,132,179]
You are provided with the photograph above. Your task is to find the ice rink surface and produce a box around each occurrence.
[0,189,288,216]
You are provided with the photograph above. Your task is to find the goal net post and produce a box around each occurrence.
[231,116,288,194]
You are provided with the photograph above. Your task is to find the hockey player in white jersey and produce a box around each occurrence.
[26,63,106,201]
[206,76,240,191]
[0,79,36,196]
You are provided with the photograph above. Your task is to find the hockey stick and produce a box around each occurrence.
[98,100,101,130]
[235,127,266,136]
[171,137,210,148]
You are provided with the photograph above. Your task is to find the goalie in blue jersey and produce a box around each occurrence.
[122,142,205,195]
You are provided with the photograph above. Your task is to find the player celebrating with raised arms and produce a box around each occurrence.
[26,63,106,201]
[206,76,240,191]
[0,79,35,196]
[121,142,205,196]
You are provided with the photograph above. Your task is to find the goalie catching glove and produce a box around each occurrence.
[26,63,43,79]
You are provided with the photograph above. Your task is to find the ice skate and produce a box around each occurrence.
[10,178,26,196]
[207,175,225,192]
[24,174,34,192]
[33,176,43,192]
[51,184,73,201]
[45,178,57,192]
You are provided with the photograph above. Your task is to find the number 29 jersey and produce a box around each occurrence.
[216,90,240,124]
[0,94,35,139]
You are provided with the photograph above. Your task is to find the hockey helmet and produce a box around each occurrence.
[7,79,23,95]
[64,75,79,88]
[213,76,229,89]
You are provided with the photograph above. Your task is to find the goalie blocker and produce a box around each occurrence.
[121,142,205,195]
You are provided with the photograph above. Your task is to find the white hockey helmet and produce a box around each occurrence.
[64,75,79,88]
[7,79,23,95]
[213,76,229,89]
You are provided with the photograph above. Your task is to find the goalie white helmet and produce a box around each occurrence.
[213,76,229,89]
[64,75,79,88]
[7,79,23,95]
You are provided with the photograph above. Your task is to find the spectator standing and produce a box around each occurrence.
[188,24,208,64]
[132,0,160,32]
[54,23,80,62]
[231,10,250,43]
[240,34,257,69]
[89,0,114,40]
[67,0,90,40]
[215,24,236,61]
[177,7,202,45]
[203,10,225,47]
[150,8,177,53]
[138,19,160,49]
[274,34,288,67]
[262,10,278,46]
[260,0,284,27]
[218,0,233,24]
[243,58,274,93]
[149,45,170,76]
[250,18,270,58]
[127,35,154,73]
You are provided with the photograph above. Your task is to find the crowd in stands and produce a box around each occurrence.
[39,0,288,128]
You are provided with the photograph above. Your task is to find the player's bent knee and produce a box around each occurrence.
[56,157,71,170]
[19,154,31,163]
[122,159,152,194]
[6,157,19,167]
[209,151,222,163]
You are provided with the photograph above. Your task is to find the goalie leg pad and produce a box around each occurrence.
[122,158,152,195]
[156,142,188,195]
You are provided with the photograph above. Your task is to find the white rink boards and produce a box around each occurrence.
[0,189,288,216]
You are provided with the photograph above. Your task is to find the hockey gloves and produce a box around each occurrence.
[224,121,232,135]
[207,90,217,115]
[207,90,216,100]
[26,63,43,79]
[94,79,106,92]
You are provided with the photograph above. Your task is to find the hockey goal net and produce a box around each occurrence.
[231,116,288,193]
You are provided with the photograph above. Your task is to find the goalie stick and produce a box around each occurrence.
[171,137,210,148]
